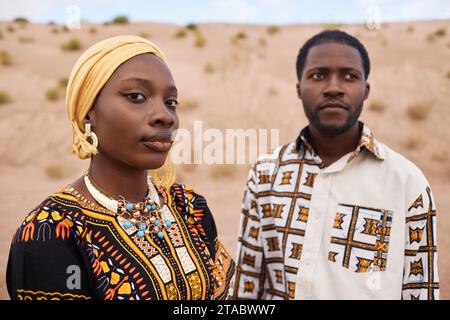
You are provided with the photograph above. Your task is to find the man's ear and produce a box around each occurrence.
[296,82,302,99]
[364,82,370,100]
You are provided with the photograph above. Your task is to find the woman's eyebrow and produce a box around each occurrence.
[121,77,153,86]
[121,77,177,93]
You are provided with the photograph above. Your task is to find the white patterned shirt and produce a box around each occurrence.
[230,123,439,300]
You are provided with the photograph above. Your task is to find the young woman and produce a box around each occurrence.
[6,35,234,300]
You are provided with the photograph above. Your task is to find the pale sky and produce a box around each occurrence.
[1,0,449,25]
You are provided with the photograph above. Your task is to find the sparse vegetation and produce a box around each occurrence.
[194,33,206,48]
[258,36,267,46]
[0,51,12,66]
[434,28,446,37]
[204,63,216,74]
[323,23,343,30]
[139,31,150,39]
[45,87,60,101]
[406,25,414,33]
[61,25,70,33]
[51,27,59,34]
[404,136,421,150]
[58,77,69,88]
[0,30,3,40]
[6,25,15,33]
[369,100,387,113]
[14,17,29,24]
[112,15,129,24]
[174,28,187,38]
[185,23,197,31]
[0,90,11,105]
[210,165,237,180]
[89,26,97,34]
[231,32,247,45]
[18,36,33,43]
[431,150,448,162]
[446,70,450,79]
[61,38,82,51]
[267,25,280,35]
[406,101,432,121]
[44,163,69,179]
[180,99,199,110]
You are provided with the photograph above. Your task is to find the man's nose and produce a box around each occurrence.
[323,76,344,99]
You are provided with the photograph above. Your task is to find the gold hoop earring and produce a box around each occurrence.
[82,123,98,152]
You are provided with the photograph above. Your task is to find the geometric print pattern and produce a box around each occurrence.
[402,187,439,300]
[329,204,393,272]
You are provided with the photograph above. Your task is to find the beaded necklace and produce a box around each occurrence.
[84,174,172,239]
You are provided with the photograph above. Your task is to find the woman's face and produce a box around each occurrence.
[87,53,179,170]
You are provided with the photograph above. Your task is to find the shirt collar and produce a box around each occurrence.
[295,121,385,163]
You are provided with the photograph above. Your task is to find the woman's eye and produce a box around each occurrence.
[123,92,146,103]
[166,99,178,109]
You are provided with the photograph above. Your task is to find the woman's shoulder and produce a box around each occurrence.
[12,186,88,244]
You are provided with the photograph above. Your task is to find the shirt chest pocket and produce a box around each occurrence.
[328,204,393,273]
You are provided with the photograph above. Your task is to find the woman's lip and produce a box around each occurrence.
[142,141,172,152]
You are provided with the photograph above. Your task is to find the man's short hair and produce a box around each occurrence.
[296,30,370,80]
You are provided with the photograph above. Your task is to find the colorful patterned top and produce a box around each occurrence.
[231,122,439,300]
[7,183,235,300]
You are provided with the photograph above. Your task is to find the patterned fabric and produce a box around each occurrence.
[7,184,234,300]
[231,122,439,300]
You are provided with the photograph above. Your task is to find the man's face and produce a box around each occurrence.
[297,42,370,136]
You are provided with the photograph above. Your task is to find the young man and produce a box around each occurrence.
[231,30,439,300]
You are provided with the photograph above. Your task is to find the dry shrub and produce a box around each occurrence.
[139,31,150,39]
[61,38,82,51]
[45,163,70,179]
[204,63,216,74]
[406,101,432,121]
[112,15,129,24]
[0,51,12,66]
[45,87,60,101]
[404,136,421,150]
[209,165,237,180]
[194,33,206,48]
[0,90,12,105]
[434,28,446,37]
[180,99,199,110]
[267,25,280,35]
[58,77,69,88]
[369,100,386,113]
[18,36,33,43]
[185,23,197,31]
[431,150,448,162]
[174,28,187,38]
[258,37,267,46]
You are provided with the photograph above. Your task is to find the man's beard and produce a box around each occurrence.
[305,102,363,136]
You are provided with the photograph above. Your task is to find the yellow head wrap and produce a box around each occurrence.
[66,35,174,188]
[66,35,167,159]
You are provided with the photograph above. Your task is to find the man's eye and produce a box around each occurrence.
[312,73,325,79]
[344,73,358,80]
[166,99,178,109]
[123,92,146,103]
